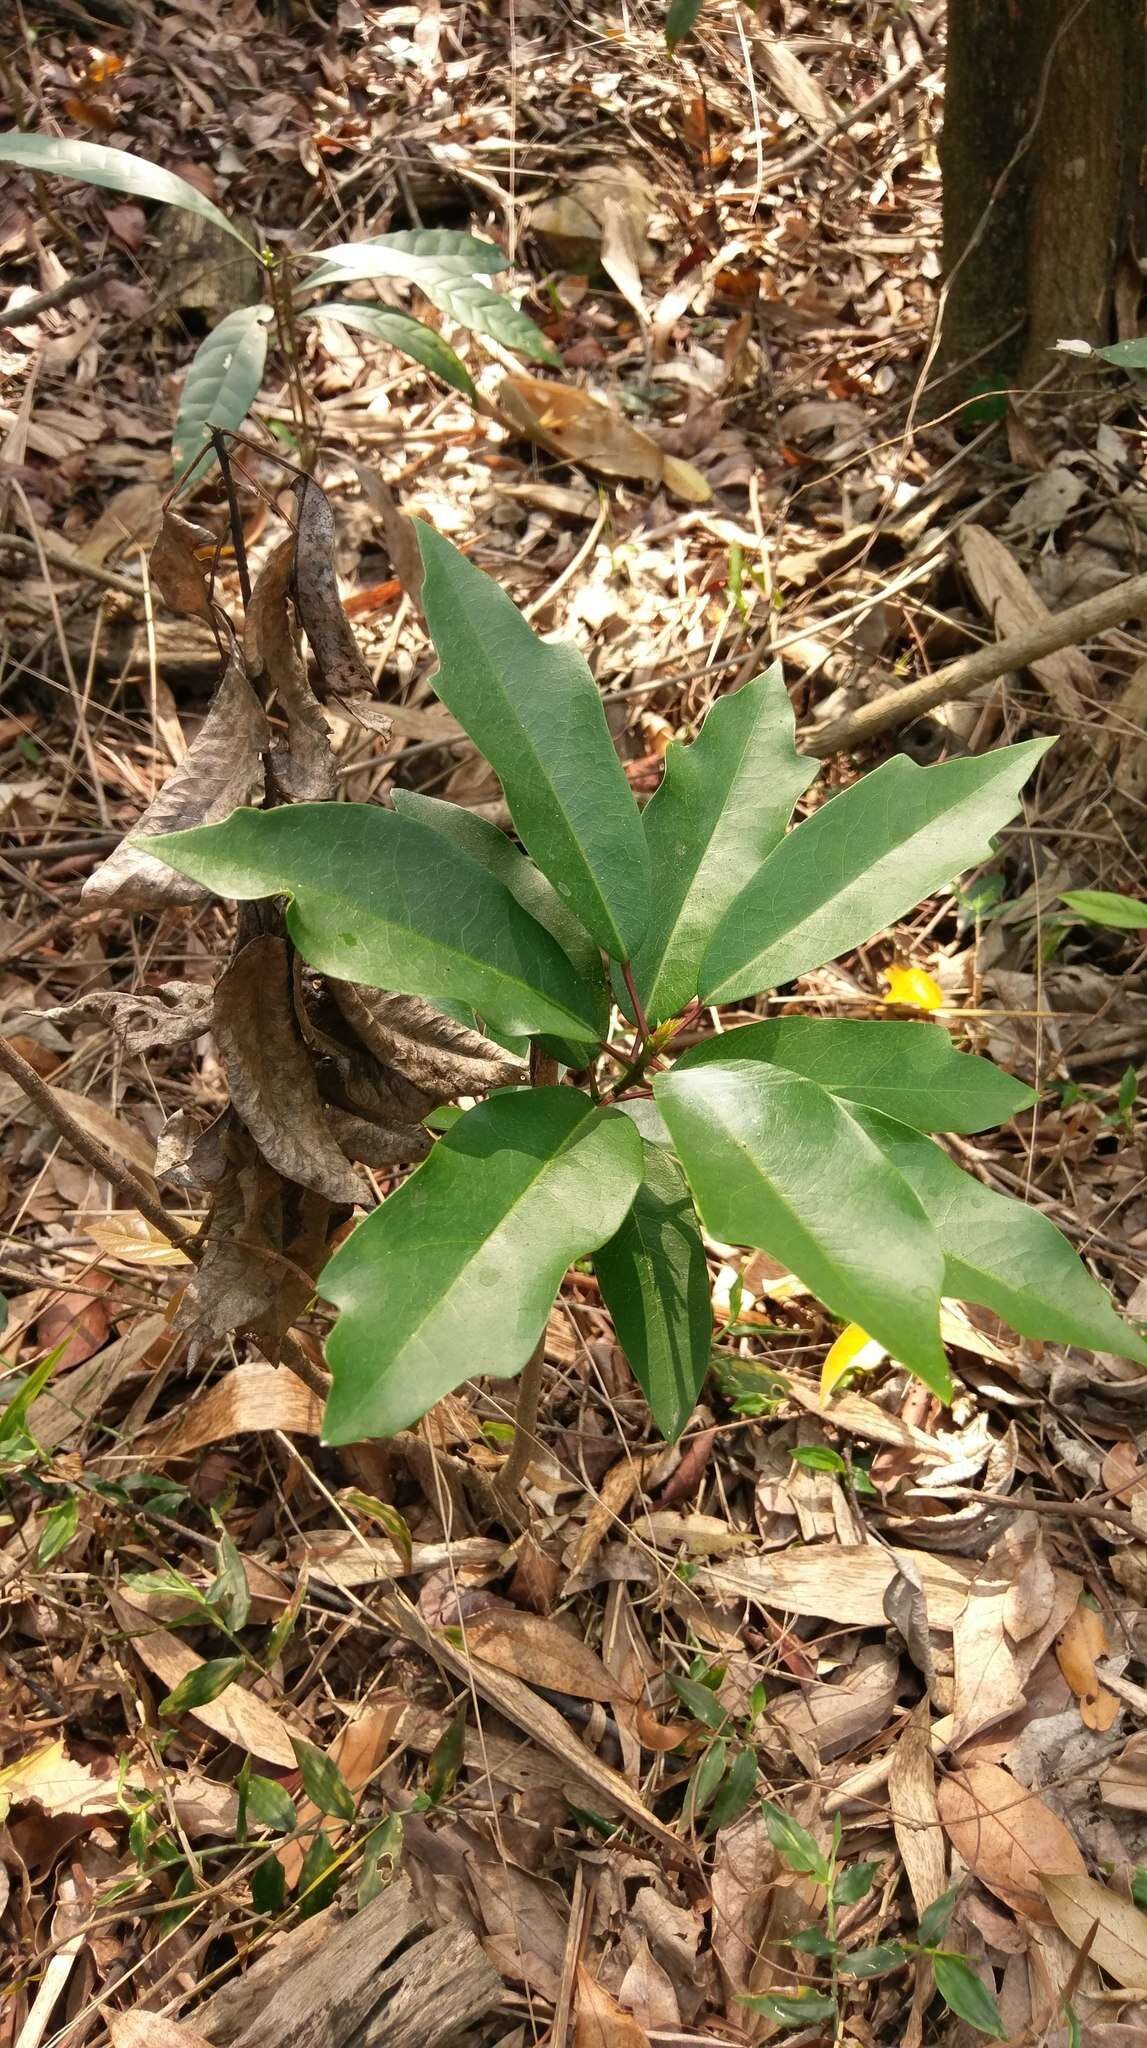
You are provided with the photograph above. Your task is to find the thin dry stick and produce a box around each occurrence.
[0,267,111,325]
[805,565,1147,756]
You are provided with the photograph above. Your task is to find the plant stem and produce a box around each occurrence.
[620,958,650,1043]
[497,1330,546,1502]
[209,429,252,607]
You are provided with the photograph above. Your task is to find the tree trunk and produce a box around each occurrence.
[940,0,1146,395]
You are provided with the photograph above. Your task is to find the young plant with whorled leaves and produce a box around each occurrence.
[139,522,1147,1459]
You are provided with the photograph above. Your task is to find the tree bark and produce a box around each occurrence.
[940,0,1146,393]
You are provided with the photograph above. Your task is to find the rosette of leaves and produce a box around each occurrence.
[138,522,1147,1451]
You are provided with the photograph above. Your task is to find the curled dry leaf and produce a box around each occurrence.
[575,1965,651,2048]
[498,373,711,503]
[330,982,525,1103]
[34,982,215,1058]
[148,505,216,622]
[937,1762,1087,1922]
[948,1524,1074,1752]
[324,1105,430,1169]
[463,1607,624,1702]
[138,1361,324,1458]
[766,1642,899,1761]
[1056,1600,1119,1731]
[245,535,337,801]
[175,1125,332,1357]
[82,654,269,910]
[1041,1873,1147,1988]
[292,476,374,698]
[213,933,368,1204]
[0,1736,122,1819]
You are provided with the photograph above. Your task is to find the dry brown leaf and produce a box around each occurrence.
[499,372,711,503]
[330,982,524,1103]
[292,476,373,697]
[618,1940,680,2030]
[749,32,836,128]
[245,535,337,801]
[949,1524,1064,1751]
[109,2016,213,2048]
[1042,1873,1147,1987]
[46,1084,157,1181]
[470,1848,569,2001]
[1056,1600,1119,1731]
[324,1106,430,1170]
[701,1543,977,1629]
[213,933,367,1204]
[148,505,215,621]
[1100,1731,1147,1812]
[292,1530,501,1589]
[465,1608,623,1702]
[35,1286,110,1370]
[960,523,1089,719]
[938,1762,1087,1922]
[36,983,215,1058]
[353,463,424,600]
[888,1701,947,1921]
[278,1702,402,1886]
[575,1965,651,2048]
[110,1593,298,1766]
[767,1643,898,1761]
[139,1361,324,1457]
[566,1450,658,1585]
[173,1134,331,1356]
[79,480,162,565]
[83,1211,193,1267]
[27,1311,171,1452]
[82,654,269,909]
[0,1737,120,1818]
[711,1807,780,2005]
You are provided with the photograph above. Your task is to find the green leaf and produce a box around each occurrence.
[594,1141,712,1442]
[36,1494,78,1565]
[631,666,816,1023]
[246,1775,298,1834]
[296,1828,339,1917]
[838,1942,908,1978]
[307,228,509,285]
[833,1860,878,1905]
[426,1707,467,1805]
[391,788,609,1057]
[670,1672,731,1732]
[689,1736,728,1815]
[300,303,476,399]
[319,1089,642,1443]
[760,1800,831,1883]
[209,1526,250,1632]
[160,1657,246,1719]
[791,1444,846,1474]
[290,1736,356,1821]
[666,0,706,51]
[701,739,1053,1002]
[0,133,256,249]
[932,1953,1006,2038]
[656,1061,950,1396]
[790,1927,837,1957]
[740,1990,838,2026]
[917,1883,959,1947]
[172,304,270,486]
[855,1109,1147,1365]
[1093,337,1147,371]
[250,1850,287,1918]
[144,804,602,1043]
[417,524,650,958]
[418,274,560,363]
[1060,887,1147,929]
[678,1017,1035,1133]
[707,1745,759,1833]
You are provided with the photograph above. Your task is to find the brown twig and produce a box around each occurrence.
[0,530,144,599]
[209,429,252,607]
[1,267,112,326]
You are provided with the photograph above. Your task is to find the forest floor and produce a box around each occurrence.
[3,2,1147,2045]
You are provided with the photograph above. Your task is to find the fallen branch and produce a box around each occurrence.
[1,266,112,326]
[806,564,1147,756]
[0,530,145,599]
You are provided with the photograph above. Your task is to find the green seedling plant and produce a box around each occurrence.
[669,1657,762,1835]
[747,1806,1005,2037]
[0,134,558,483]
[132,523,1147,1463]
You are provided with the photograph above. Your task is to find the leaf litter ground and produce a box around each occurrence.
[3,3,1147,2045]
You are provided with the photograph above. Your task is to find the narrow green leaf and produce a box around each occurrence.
[296,1828,339,1917]
[160,1657,246,1719]
[359,1813,403,1905]
[0,133,255,249]
[36,1495,78,1565]
[246,1775,298,1834]
[791,1445,846,1474]
[144,804,602,1042]
[789,1927,837,1957]
[419,273,560,363]
[678,1017,1035,1133]
[1060,887,1147,929]
[250,1850,287,1917]
[172,304,270,486]
[631,666,816,1023]
[669,1673,730,1731]
[300,303,476,399]
[740,1990,838,2026]
[666,0,706,51]
[656,1061,950,1396]
[761,1800,831,1882]
[839,1942,908,1978]
[209,1526,250,1632]
[932,1953,1006,2038]
[417,524,650,958]
[707,1746,759,1833]
[854,1109,1147,1365]
[701,739,1053,1002]
[833,1860,878,1905]
[307,227,508,285]
[594,1141,712,1442]
[290,1736,356,1821]
[426,1708,466,1805]
[319,1089,643,1443]
[917,1883,959,1947]
[690,1736,728,1816]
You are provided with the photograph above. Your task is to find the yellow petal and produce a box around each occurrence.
[820,1323,888,1404]
[883,962,944,1012]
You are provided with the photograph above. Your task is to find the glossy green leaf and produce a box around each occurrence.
[144,804,602,1042]
[36,1495,78,1565]
[853,1109,1147,1364]
[1060,887,1147,929]
[791,1444,846,1474]
[172,304,270,486]
[932,1953,1005,2038]
[594,1141,712,1442]
[160,1657,246,1719]
[631,666,816,1023]
[300,303,476,399]
[689,1737,728,1815]
[790,1927,837,1957]
[391,788,608,1058]
[701,739,1053,1002]
[319,1089,643,1443]
[666,0,706,51]
[0,133,255,249]
[291,1736,356,1821]
[417,524,650,958]
[679,1017,1035,1133]
[250,1850,287,1917]
[918,1884,959,1947]
[760,1799,831,1882]
[707,1746,759,1833]
[656,1060,949,1396]
[296,1829,339,1917]
[246,1775,298,1834]
[307,227,508,286]
[838,1942,908,1978]
[669,1673,731,1731]
[418,274,560,363]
